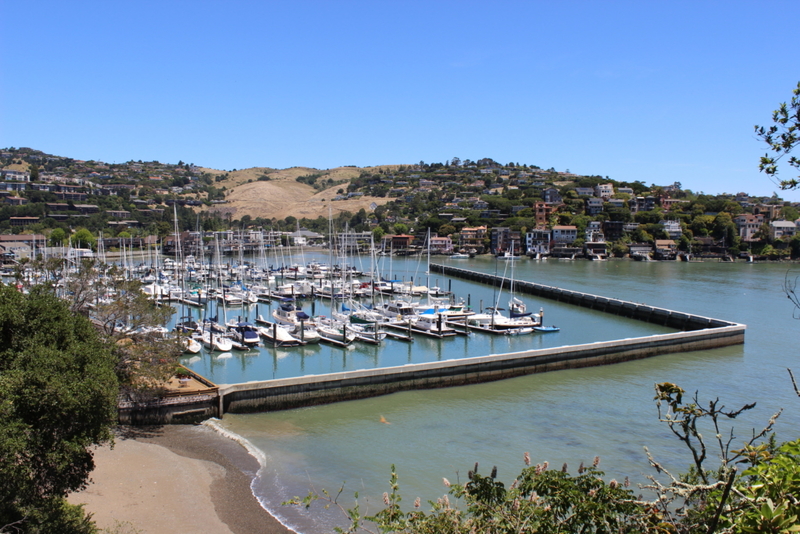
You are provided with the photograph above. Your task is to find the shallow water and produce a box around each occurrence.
[204,258,800,533]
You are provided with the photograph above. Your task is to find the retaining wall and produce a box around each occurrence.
[118,393,220,424]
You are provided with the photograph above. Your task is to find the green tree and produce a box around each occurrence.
[756,81,800,189]
[0,285,118,532]
[70,228,96,250]
[438,224,456,237]
[393,223,409,235]
[49,227,67,246]
[782,204,799,222]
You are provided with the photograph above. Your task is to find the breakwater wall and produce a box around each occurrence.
[140,264,745,420]
[220,324,743,413]
[429,263,729,330]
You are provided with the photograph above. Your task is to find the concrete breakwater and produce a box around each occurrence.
[125,265,745,421]
[220,326,743,413]
[218,265,744,415]
[428,263,731,330]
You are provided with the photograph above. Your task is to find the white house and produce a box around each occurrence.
[770,220,797,241]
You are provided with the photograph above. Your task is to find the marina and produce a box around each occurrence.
[216,259,797,534]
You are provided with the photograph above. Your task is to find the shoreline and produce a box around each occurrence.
[69,424,293,534]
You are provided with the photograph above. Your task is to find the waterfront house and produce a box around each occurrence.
[0,242,31,260]
[459,225,487,253]
[491,227,521,254]
[654,240,678,260]
[552,225,578,244]
[525,229,551,256]
[429,234,453,254]
[628,243,653,257]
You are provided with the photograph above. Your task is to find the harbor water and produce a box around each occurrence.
[181,257,800,533]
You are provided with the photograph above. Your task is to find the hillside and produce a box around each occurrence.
[201,165,398,221]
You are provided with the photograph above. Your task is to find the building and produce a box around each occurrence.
[9,216,40,227]
[429,234,453,254]
[630,196,656,213]
[733,213,765,242]
[602,220,625,241]
[552,225,578,244]
[594,183,614,199]
[0,234,46,249]
[770,220,797,241]
[1,170,31,182]
[459,225,487,253]
[542,187,562,204]
[525,229,551,255]
[585,197,605,215]
[585,221,605,243]
[660,220,683,240]
[490,227,521,254]
[528,202,553,228]
[754,204,782,220]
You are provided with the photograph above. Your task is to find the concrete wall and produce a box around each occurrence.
[221,324,744,413]
[429,263,731,330]
[130,264,745,420]
[118,393,219,424]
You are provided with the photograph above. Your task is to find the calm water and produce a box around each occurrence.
[198,258,800,533]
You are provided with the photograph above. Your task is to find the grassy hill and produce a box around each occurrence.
[201,165,399,221]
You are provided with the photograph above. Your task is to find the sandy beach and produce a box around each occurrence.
[68,425,293,534]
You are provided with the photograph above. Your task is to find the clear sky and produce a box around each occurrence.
[1,1,799,199]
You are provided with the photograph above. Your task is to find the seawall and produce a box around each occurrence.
[218,264,744,414]
[428,263,728,330]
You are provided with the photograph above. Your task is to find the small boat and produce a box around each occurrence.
[256,320,305,347]
[272,298,312,327]
[199,329,233,352]
[498,251,520,260]
[533,325,560,333]
[450,252,470,259]
[181,336,202,354]
[227,321,261,348]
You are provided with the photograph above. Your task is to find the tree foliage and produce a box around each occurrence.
[0,285,118,533]
[756,81,800,190]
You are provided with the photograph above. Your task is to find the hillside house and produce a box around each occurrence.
[770,220,797,241]
[733,213,765,242]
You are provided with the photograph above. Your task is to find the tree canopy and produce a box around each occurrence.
[0,284,118,533]
[756,81,800,190]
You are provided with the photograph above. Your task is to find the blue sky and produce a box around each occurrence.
[2,1,799,199]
